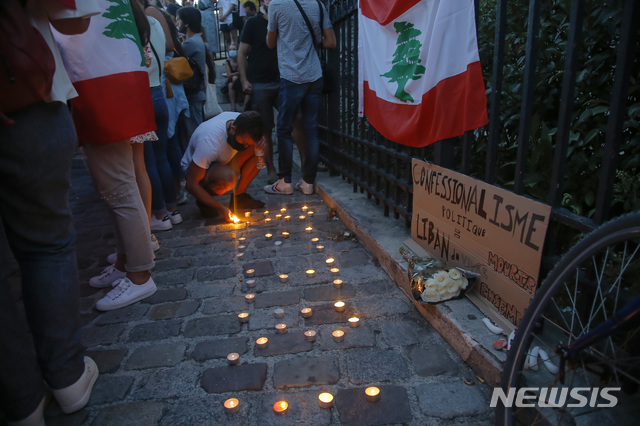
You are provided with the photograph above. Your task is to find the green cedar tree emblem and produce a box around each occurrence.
[381,21,426,103]
[102,0,145,66]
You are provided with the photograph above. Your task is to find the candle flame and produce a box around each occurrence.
[273,400,288,412]
[229,212,241,223]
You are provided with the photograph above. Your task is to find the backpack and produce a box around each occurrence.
[0,0,56,113]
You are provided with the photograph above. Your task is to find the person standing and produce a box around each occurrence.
[0,1,101,423]
[263,0,335,195]
[217,0,237,50]
[198,0,221,57]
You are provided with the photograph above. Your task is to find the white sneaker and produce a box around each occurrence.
[151,234,160,251]
[89,264,126,288]
[95,277,157,311]
[52,356,99,414]
[150,215,172,231]
[264,178,293,195]
[169,209,183,225]
[176,188,188,205]
[106,252,118,264]
[295,178,314,195]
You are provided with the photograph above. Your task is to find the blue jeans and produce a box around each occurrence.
[0,102,84,421]
[276,77,323,184]
[144,87,177,214]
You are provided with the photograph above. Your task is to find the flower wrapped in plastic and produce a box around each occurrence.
[400,248,476,304]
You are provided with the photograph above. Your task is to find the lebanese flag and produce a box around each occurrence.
[53,0,155,144]
[358,0,488,147]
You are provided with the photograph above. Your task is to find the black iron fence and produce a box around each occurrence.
[318,0,640,259]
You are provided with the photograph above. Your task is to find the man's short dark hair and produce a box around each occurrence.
[177,7,202,33]
[243,1,257,12]
[234,111,265,142]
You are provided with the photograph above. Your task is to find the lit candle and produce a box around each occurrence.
[348,317,360,328]
[333,279,343,289]
[245,269,255,277]
[334,301,345,312]
[273,400,288,415]
[238,237,246,242]
[298,215,306,221]
[318,392,334,409]
[244,211,251,218]
[311,237,319,243]
[227,352,239,365]
[325,258,335,266]
[316,245,324,252]
[275,214,282,220]
[305,226,313,234]
[275,323,287,334]
[224,398,240,414]
[307,211,314,217]
[245,221,251,228]
[300,307,312,318]
[306,269,316,278]
[280,207,287,213]
[246,279,256,288]
[304,330,317,342]
[284,215,291,221]
[281,231,289,239]
[256,337,269,349]
[245,294,255,304]
[330,267,340,276]
[263,210,269,216]
[265,233,273,240]
[238,244,246,251]
[365,386,381,403]
[302,205,308,212]
[229,213,241,223]
[237,312,250,323]
[279,274,289,283]
[236,252,244,260]
[274,308,285,318]
[332,330,345,342]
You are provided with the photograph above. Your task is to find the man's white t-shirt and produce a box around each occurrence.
[181,111,241,173]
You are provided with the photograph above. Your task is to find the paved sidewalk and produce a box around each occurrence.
[24,151,496,425]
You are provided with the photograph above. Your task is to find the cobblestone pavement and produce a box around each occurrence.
[23,154,495,426]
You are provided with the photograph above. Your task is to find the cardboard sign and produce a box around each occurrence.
[410,159,551,329]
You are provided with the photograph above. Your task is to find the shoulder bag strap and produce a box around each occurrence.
[149,41,162,81]
[292,0,319,48]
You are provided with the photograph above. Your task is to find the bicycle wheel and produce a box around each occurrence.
[497,211,640,425]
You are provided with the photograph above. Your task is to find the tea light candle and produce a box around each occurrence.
[265,217,272,223]
[275,323,287,334]
[246,279,256,288]
[280,207,287,213]
[316,245,324,252]
[311,237,319,243]
[224,398,240,414]
[348,317,360,327]
[302,205,308,212]
[332,329,345,342]
[265,233,273,240]
[237,312,250,323]
[330,267,340,276]
[236,252,244,260]
[333,279,343,289]
[281,231,289,239]
[273,308,285,318]
[275,214,282,220]
[279,274,289,283]
[244,211,251,218]
[284,215,291,221]
[300,307,312,318]
[318,392,334,409]
[307,211,314,217]
[227,352,239,365]
[325,258,335,266]
[245,294,255,303]
[365,386,381,403]
[298,215,306,221]
[256,337,269,349]
[245,221,251,227]
[305,226,313,234]
[306,269,316,278]
[245,268,255,277]
[238,236,246,242]
[304,330,317,342]
[238,244,246,251]
[334,301,345,312]
[273,400,288,415]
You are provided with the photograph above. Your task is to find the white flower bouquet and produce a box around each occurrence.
[400,248,476,304]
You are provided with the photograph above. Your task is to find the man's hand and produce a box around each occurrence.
[255,136,267,150]
[242,80,252,94]
[222,206,235,222]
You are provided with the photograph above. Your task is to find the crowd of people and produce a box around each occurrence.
[0,0,334,424]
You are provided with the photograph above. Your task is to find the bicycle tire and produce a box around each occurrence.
[497,211,640,425]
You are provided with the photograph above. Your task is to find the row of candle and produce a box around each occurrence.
[223,387,381,414]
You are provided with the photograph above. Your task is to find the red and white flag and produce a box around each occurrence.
[54,0,155,144]
[358,0,488,147]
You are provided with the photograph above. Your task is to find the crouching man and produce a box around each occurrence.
[181,111,267,220]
